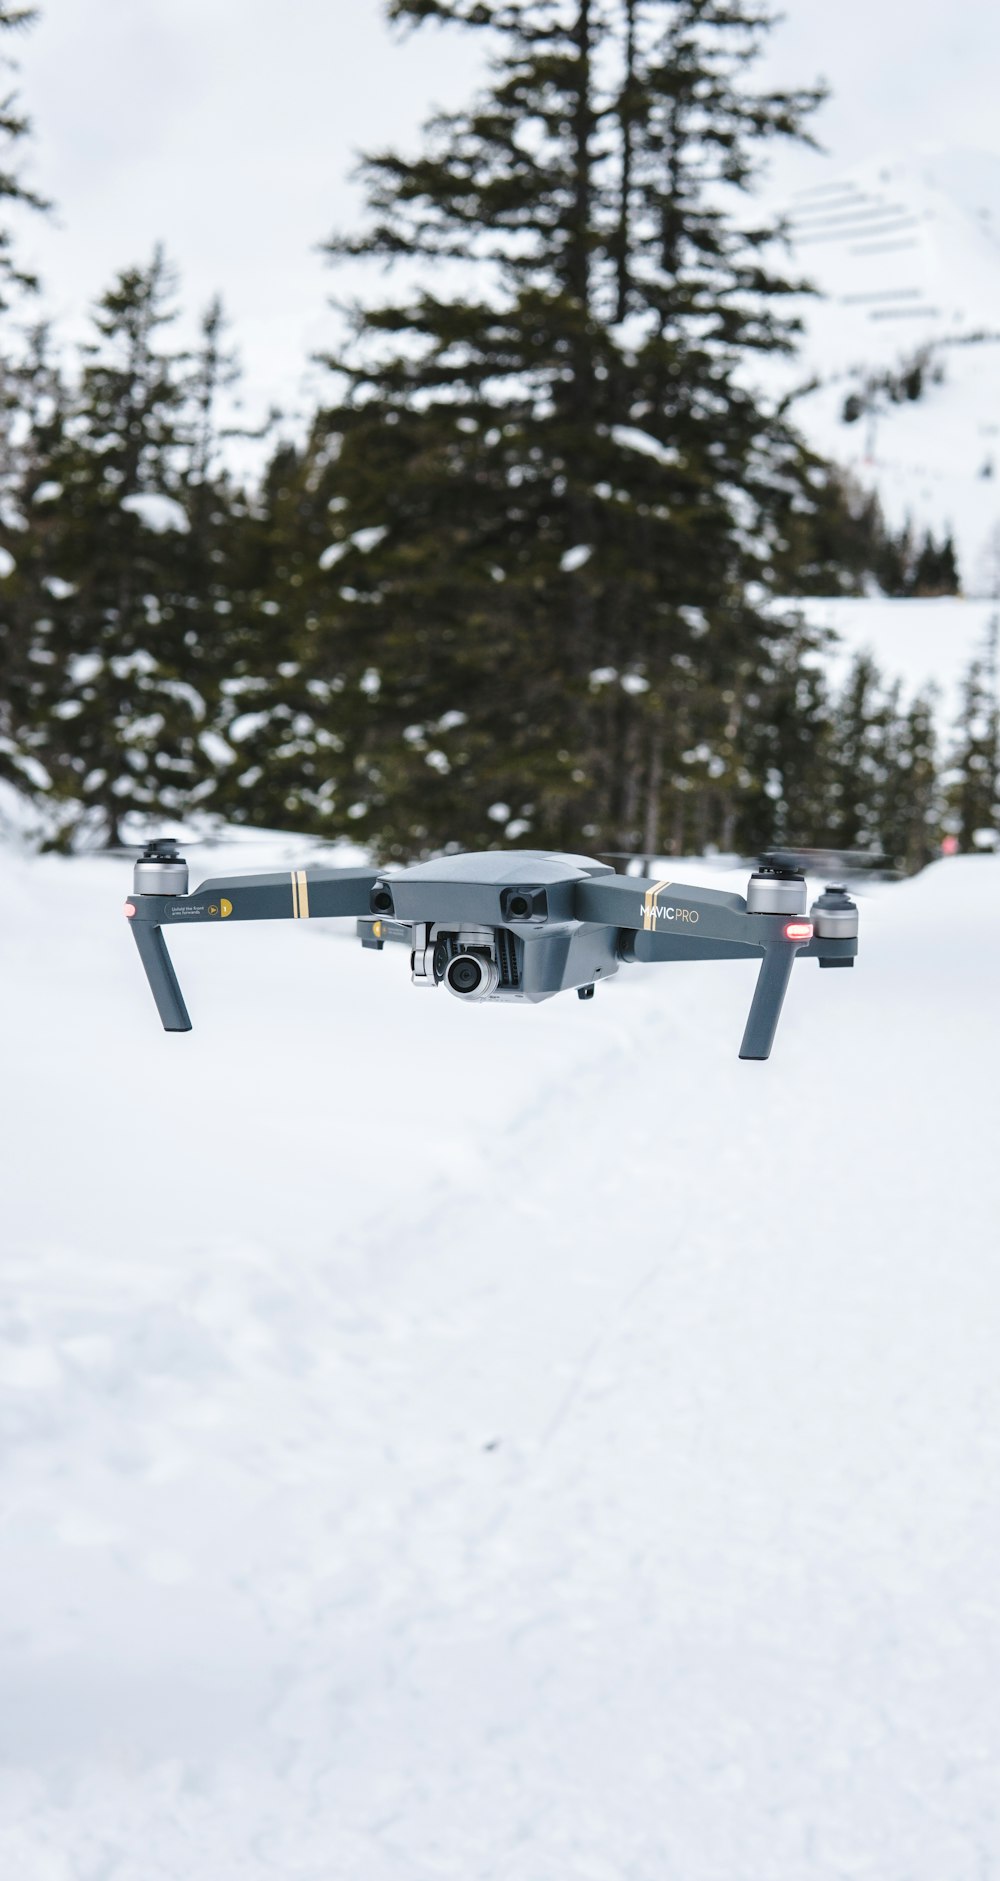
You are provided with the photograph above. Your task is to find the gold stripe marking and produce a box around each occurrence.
[642,877,673,931]
[296,870,310,920]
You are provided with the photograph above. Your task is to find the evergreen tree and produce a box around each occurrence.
[781,473,934,599]
[736,643,944,869]
[911,528,959,597]
[0,324,71,798]
[0,2,46,308]
[10,251,228,845]
[948,618,1000,851]
[1,279,287,840]
[0,2,49,790]
[168,296,271,815]
[283,0,831,859]
[735,622,837,855]
[879,685,941,871]
[817,652,894,852]
[198,424,349,833]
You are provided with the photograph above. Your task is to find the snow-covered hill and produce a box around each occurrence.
[2,834,999,1877]
[775,146,1000,592]
[798,593,996,723]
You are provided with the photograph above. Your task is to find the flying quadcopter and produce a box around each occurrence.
[124,839,858,1060]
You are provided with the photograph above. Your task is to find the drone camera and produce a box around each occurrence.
[415,922,514,999]
[437,924,504,999]
[370,883,395,916]
[444,950,501,999]
[500,885,547,923]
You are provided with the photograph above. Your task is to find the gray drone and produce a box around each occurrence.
[124,840,858,1060]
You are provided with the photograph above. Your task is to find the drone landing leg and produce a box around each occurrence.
[130,921,192,1032]
[739,943,796,1062]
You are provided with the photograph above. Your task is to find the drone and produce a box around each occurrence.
[124,839,858,1060]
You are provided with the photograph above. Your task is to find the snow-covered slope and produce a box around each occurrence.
[782,147,1000,370]
[2,836,999,1877]
[799,593,997,723]
[775,146,1000,592]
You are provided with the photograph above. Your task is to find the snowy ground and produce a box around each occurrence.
[2,834,999,1877]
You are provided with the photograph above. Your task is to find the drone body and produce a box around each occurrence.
[124,842,858,1060]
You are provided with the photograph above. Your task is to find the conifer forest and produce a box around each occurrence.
[0,0,994,866]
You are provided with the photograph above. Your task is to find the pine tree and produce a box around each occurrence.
[781,472,932,599]
[0,324,71,798]
[167,296,272,817]
[0,3,50,792]
[879,685,941,871]
[735,622,836,855]
[911,528,959,597]
[13,252,223,845]
[948,618,1000,852]
[819,652,894,852]
[0,2,47,308]
[290,0,829,859]
[206,427,350,833]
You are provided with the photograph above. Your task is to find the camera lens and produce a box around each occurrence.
[446,953,484,995]
[508,894,530,918]
[371,886,393,914]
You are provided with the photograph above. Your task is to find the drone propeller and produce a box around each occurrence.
[757,846,897,878]
[101,839,206,859]
[98,833,350,860]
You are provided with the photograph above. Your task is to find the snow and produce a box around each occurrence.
[801,595,998,726]
[2,832,1000,1875]
[68,652,102,685]
[197,730,236,768]
[0,546,15,577]
[321,528,389,570]
[120,493,190,535]
[227,710,271,744]
[610,424,682,468]
[770,145,1000,590]
[560,544,592,572]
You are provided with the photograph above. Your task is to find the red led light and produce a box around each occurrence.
[124,902,136,918]
[784,920,813,942]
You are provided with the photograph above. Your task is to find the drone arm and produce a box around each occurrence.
[739,941,798,1061]
[574,872,816,1060]
[129,916,192,1032]
[180,866,380,923]
[127,865,379,1031]
[573,872,752,944]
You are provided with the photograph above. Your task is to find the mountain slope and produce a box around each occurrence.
[774,145,1000,592]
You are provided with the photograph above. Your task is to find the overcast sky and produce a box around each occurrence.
[10,0,1000,426]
